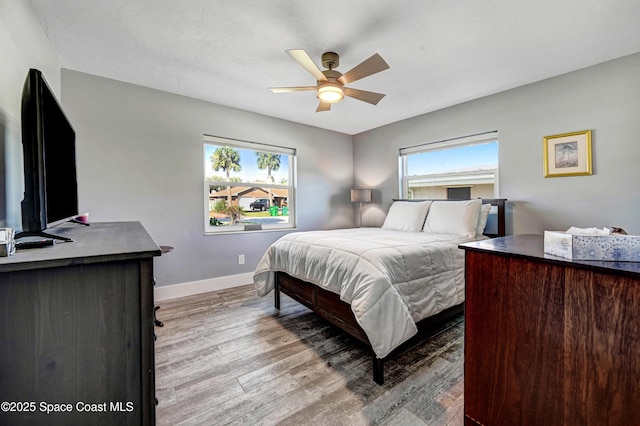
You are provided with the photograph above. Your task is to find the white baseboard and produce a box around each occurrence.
[154,272,254,301]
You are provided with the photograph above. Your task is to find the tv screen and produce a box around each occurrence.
[19,68,79,241]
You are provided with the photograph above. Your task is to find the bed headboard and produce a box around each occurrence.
[392,198,507,237]
[479,198,507,237]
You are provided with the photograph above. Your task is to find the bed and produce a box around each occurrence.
[253,198,506,384]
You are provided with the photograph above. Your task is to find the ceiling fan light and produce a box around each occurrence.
[317,82,344,103]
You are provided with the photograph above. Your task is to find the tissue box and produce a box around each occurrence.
[544,231,640,261]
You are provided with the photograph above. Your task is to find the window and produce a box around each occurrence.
[447,187,471,200]
[204,135,296,233]
[399,131,499,199]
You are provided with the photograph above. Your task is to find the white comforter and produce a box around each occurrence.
[253,228,482,359]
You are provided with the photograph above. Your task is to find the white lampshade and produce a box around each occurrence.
[351,189,372,203]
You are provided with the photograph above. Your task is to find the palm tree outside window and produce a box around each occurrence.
[203,136,295,233]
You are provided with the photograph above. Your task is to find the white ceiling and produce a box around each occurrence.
[27,0,640,135]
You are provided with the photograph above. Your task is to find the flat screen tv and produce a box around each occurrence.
[17,68,79,242]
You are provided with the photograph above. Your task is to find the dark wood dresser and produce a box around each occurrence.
[460,234,640,426]
[0,222,161,425]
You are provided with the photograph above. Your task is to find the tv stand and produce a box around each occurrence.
[16,219,91,242]
[15,230,73,242]
[0,222,161,425]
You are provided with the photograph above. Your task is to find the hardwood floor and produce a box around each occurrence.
[154,285,465,425]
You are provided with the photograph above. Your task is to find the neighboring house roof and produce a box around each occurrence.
[407,169,498,188]
[209,186,288,199]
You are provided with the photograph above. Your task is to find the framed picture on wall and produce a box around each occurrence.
[543,130,592,177]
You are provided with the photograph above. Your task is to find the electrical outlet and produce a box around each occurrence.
[238,254,245,265]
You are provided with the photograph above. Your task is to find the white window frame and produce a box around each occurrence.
[203,135,296,234]
[398,131,499,199]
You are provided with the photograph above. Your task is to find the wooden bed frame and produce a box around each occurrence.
[273,198,507,385]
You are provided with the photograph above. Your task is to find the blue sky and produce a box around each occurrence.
[205,145,290,183]
[204,141,496,181]
[407,141,498,175]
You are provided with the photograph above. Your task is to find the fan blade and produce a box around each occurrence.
[344,87,386,105]
[270,86,317,93]
[338,53,389,85]
[316,102,331,112]
[286,49,328,82]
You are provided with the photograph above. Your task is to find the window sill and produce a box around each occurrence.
[204,227,297,236]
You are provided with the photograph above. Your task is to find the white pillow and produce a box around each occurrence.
[423,199,482,237]
[382,201,432,232]
[476,203,492,236]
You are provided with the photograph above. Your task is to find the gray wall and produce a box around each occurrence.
[61,70,354,287]
[0,0,61,228]
[354,53,640,235]
[4,1,640,289]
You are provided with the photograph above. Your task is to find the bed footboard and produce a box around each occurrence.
[274,271,463,385]
[275,271,369,344]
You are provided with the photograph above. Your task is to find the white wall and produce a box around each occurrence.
[0,0,60,227]
[61,70,354,288]
[354,53,640,235]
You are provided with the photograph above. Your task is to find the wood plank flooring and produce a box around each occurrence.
[154,285,465,425]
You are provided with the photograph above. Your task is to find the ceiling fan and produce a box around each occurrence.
[270,49,390,112]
